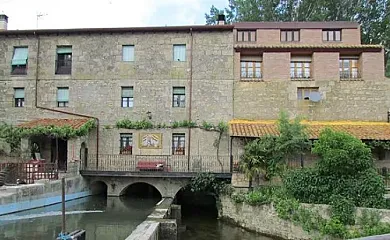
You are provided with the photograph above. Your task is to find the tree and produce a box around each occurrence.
[240,111,309,188]
[205,0,390,77]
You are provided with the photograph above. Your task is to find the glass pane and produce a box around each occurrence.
[129,98,134,108]
[290,68,295,78]
[343,60,350,69]
[14,88,25,98]
[328,31,334,41]
[173,95,179,107]
[296,62,302,68]
[57,46,72,54]
[173,45,186,61]
[287,31,292,41]
[255,62,261,68]
[335,31,341,41]
[241,67,246,77]
[304,89,310,98]
[351,60,358,68]
[122,45,134,61]
[339,60,343,68]
[304,69,310,78]
[297,90,303,99]
[304,62,310,68]
[247,62,253,67]
[255,69,261,78]
[290,62,295,68]
[247,67,253,77]
[296,68,303,78]
[122,99,128,107]
[122,87,133,97]
[173,87,185,95]
[57,88,69,101]
[241,62,246,68]
[293,31,299,41]
[352,69,358,78]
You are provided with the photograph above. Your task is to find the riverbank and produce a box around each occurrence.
[0,176,91,215]
[219,195,390,240]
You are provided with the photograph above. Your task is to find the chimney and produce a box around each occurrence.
[217,14,225,25]
[0,14,8,31]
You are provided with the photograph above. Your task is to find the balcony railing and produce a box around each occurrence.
[11,65,28,75]
[0,162,58,184]
[172,147,185,155]
[340,71,361,80]
[83,154,233,173]
[55,59,72,75]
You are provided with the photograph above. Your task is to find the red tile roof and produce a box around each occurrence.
[229,120,390,140]
[18,118,90,129]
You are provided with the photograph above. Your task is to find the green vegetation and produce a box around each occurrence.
[229,112,390,239]
[205,0,390,77]
[239,111,310,189]
[115,119,228,133]
[284,129,386,208]
[188,172,232,197]
[0,120,96,153]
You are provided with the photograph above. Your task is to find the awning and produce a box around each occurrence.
[12,47,28,65]
[18,118,91,129]
[229,119,390,140]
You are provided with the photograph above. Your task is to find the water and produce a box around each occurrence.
[0,196,158,240]
[0,196,273,240]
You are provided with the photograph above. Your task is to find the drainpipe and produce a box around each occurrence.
[33,32,100,170]
[187,28,194,171]
[230,137,233,173]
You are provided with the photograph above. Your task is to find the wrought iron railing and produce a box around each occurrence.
[83,154,233,173]
[0,162,58,184]
[55,59,72,75]
[339,71,361,80]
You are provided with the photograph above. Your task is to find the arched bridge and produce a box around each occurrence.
[81,154,232,198]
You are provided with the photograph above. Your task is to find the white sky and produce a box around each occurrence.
[0,0,226,30]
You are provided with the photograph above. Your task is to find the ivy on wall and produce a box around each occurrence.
[115,119,228,133]
[0,119,96,152]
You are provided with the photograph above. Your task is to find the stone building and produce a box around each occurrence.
[229,21,390,168]
[0,14,389,172]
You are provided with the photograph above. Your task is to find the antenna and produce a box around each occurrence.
[36,12,48,29]
[308,92,322,102]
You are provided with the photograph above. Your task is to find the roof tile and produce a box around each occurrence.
[18,118,90,129]
[229,120,390,140]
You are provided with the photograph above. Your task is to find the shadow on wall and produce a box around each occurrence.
[120,182,162,203]
[90,181,108,196]
[174,187,218,218]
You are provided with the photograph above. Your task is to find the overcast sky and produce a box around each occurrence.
[0,0,226,30]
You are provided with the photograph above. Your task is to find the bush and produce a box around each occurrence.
[321,217,348,239]
[284,129,386,208]
[245,190,271,205]
[274,198,299,220]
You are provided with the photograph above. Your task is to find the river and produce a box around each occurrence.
[0,196,273,240]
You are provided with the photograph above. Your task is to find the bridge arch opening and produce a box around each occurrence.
[90,181,108,196]
[174,186,218,218]
[120,182,162,201]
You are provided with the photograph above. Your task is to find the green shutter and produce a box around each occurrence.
[57,88,69,101]
[14,88,25,98]
[122,87,133,97]
[12,47,28,66]
[57,46,72,54]
[173,87,185,95]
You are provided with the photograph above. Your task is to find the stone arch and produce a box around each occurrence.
[119,181,163,198]
[90,180,108,195]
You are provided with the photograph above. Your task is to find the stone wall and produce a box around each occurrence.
[219,196,390,240]
[0,176,91,215]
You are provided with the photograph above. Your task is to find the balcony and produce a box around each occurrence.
[340,71,361,80]
[172,147,185,155]
[55,59,72,75]
[290,72,311,80]
[11,65,27,75]
[120,146,133,155]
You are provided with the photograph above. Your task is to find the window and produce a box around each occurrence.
[339,58,359,79]
[281,30,300,42]
[56,46,72,75]
[297,87,319,100]
[240,61,262,79]
[237,31,256,42]
[172,87,185,108]
[122,45,134,62]
[172,133,185,155]
[173,44,186,62]
[322,30,341,41]
[121,87,134,108]
[11,47,28,75]
[290,62,311,79]
[14,88,25,107]
[120,133,133,155]
[57,87,69,107]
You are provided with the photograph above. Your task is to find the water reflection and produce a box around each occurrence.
[0,196,157,240]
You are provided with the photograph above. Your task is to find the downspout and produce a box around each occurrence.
[187,28,194,171]
[33,32,100,170]
[230,137,233,173]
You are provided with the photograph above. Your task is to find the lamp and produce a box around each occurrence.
[146,111,152,120]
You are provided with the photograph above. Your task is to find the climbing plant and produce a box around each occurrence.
[0,119,96,152]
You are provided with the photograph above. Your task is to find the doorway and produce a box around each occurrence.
[51,138,68,171]
[80,142,88,169]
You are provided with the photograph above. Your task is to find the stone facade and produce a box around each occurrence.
[0,27,234,166]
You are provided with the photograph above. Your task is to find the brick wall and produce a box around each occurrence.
[263,52,290,81]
